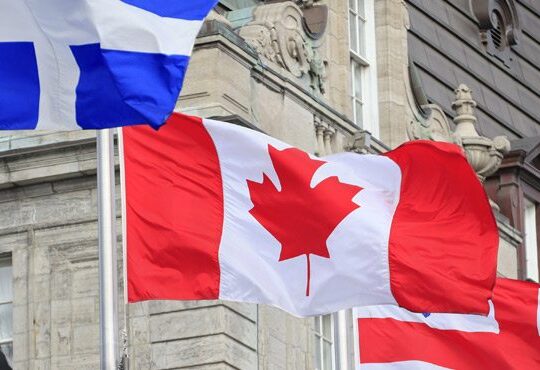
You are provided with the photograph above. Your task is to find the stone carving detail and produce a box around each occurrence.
[470,0,520,66]
[406,80,510,183]
[296,0,314,6]
[470,0,520,46]
[205,9,232,27]
[452,84,510,182]
[239,2,327,94]
[314,116,335,156]
[407,104,459,144]
[406,63,459,145]
[345,131,373,155]
[296,0,318,8]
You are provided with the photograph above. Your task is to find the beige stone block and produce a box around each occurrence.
[149,305,256,350]
[265,335,287,370]
[52,354,100,370]
[13,331,29,363]
[72,324,99,355]
[13,304,28,335]
[12,243,29,279]
[51,269,71,301]
[33,304,52,359]
[71,297,97,324]
[50,325,71,357]
[128,346,152,370]
[148,300,257,322]
[151,334,256,369]
[71,263,99,298]
[34,222,98,251]
[129,316,150,346]
[497,238,518,278]
[128,301,149,318]
[50,300,71,325]
[30,359,51,370]
[0,190,96,231]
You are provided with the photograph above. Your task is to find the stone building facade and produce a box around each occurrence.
[0,0,538,369]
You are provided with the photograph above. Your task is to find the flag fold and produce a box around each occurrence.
[123,113,498,317]
[356,278,540,369]
[0,0,217,130]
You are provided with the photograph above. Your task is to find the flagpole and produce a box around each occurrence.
[97,129,119,370]
[334,309,351,370]
[117,127,130,369]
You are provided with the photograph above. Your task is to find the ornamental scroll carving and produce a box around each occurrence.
[406,63,460,145]
[239,2,327,94]
[470,0,520,46]
[470,0,520,66]
[407,104,459,144]
[406,82,510,182]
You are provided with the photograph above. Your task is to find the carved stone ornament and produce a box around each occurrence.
[406,79,510,183]
[470,0,520,66]
[452,84,510,182]
[239,2,327,94]
[345,130,373,155]
[407,104,460,144]
[470,0,520,45]
[296,0,316,7]
[205,9,232,27]
[314,115,336,156]
[296,0,327,39]
[406,63,460,145]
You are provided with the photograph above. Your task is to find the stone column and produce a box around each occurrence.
[314,117,326,156]
[375,0,412,148]
[323,126,335,155]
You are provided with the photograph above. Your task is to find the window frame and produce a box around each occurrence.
[347,0,379,137]
[0,254,13,367]
[524,197,539,282]
[218,0,259,11]
[313,315,336,370]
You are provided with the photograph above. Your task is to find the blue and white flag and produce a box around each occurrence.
[0,0,217,130]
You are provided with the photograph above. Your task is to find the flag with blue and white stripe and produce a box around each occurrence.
[0,0,217,130]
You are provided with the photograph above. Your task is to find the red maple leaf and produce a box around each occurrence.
[247,145,363,296]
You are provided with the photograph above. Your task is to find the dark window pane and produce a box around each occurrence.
[0,343,12,369]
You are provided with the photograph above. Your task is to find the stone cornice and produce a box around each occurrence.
[195,20,388,152]
[0,133,102,188]
[0,131,96,158]
[196,21,357,133]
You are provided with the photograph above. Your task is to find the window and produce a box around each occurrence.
[524,199,539,282]
[348,0,379,136]
[0,256,12,367]
[313,315,335,370]
[218,0,259,11]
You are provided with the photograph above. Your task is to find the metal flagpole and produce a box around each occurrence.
[334,309,351,370]
[97,129,119,370]
[117,127,130,369]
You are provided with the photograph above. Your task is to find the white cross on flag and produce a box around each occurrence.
[0,0,216,130]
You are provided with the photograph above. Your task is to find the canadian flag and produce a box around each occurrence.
[355,278,540,369]
[122,113,498,317]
